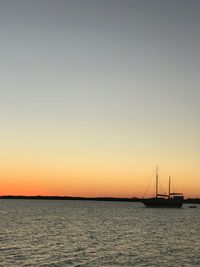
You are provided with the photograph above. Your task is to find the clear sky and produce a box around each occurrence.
[0,0,200,197]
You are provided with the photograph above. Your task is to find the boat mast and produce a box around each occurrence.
[168,176,171,199]
[156,166,158,198]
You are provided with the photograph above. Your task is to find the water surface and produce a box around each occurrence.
[0,200,199,266]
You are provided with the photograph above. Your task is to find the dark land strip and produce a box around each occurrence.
[0,195,199,204]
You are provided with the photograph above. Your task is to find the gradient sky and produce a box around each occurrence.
[0,0,200,197]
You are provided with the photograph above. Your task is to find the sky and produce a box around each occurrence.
[0,0,200,197]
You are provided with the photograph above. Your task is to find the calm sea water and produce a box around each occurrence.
[0,200,199,267]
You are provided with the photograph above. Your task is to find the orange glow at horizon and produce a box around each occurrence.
[1,125,200,198]
[1,163,199,198]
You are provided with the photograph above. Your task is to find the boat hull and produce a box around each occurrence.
[142,197,183,208]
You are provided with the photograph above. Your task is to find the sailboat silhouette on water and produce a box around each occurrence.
[142,167,184,208]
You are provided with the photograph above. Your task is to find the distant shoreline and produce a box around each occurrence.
[0,195,199,204]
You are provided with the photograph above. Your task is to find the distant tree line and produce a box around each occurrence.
[0,195,199,203]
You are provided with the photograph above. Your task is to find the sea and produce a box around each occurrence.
[0,200,199,267]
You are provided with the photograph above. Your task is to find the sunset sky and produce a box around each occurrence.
[0,0,200,197]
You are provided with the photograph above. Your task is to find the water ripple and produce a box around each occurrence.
[0,200,199,266]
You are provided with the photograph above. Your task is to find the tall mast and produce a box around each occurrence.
[168,176,171,198]
[156,166,158,198]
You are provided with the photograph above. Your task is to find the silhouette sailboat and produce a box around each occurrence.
[142,167,184,208]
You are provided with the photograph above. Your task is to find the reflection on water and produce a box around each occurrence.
[0,200,199,266]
